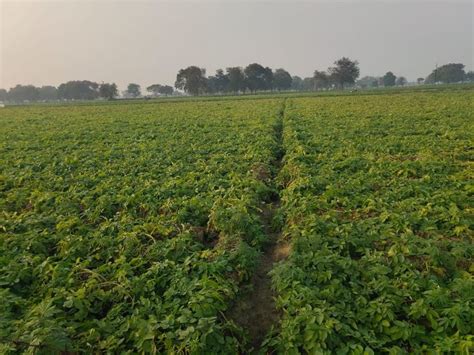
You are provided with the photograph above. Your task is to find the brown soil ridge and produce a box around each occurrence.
[226,201,289,352]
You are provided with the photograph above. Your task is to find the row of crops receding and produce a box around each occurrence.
[1,90,473,353]
[0,99,284,353]
[271,93,473,353]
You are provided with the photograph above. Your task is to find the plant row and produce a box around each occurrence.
[0,99,282,353]
[270,92,473,353]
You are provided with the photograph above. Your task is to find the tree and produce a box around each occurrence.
[38,86,58,101]
[99,83,118,100]
[146,84,162,96]
[313,70,329,90]
[328,57,360,89]
[214,69,229,93]
[158,85,174,96]
[465,71,474,82]
[291,76,303,91]
[206,76,219,94]
[58,81,99,100]
[396,76,407,86]
[207,69,229,94]
[273,69,292,91]
[126,83,141,98]
[262,66,274,91]
[226,67,246,93]
[7,85,39,102]
[302,77,315,91]
[383,72,396,87]
[425,63,466,84]
[175,66,207,95]
[357,76,380,89]
[0,89,8,101]
[417,77,425,85]
[244,63,268,93]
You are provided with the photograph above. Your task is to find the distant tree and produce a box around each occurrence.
[372,79,379,88]
[465,71,474,82]
[328,57,360,89]
[291,76,303,91]
[58,80,99,100]
[38,86,58,101]
[244,63,268,93]
[175,66,207,95]
[146,84,162,96]
[262,67,274,91]
[8,85,39,102]
[273,69,292,91]
[126,83,141,98]
[0,88,7,101]
[313,70,329,90]
[302,77,315,91]
[396,76,407,86]
[145,84,174,96]
[99,83,118,100]
[226,67,246,93]
[425,63,465,84]
[214,69,230,92]
[158,85,174,96]
[206,76,219,94]
[383,72,397,87]
[357,76,379,89]
[417,77,425,85]
[207,69,229,94]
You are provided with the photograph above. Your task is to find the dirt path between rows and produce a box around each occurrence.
[226,100,290,352]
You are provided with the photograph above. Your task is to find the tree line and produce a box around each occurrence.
[175,58,361,95]
[0,81,175,103]
[1,60,472,102]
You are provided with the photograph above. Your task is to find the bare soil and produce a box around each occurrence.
[226,202,289,352]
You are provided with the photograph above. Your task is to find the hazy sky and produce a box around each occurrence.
[1,0,473,90]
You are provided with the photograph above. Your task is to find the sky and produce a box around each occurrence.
[1,0,473,91]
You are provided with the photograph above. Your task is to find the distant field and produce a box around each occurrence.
[1,88,472,353]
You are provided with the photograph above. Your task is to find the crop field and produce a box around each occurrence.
[1,88,473,353]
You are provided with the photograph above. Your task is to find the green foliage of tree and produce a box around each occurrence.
[328,57,360,89]
[357,76,380,89]
[273,69,292,91]
[290,76,303,91]
[0,88,8,101]
[146,84,162,96]
[127,83,141,98]
[465,71,474,82]
[38,86,58,101]
[302,77,315,91]
[313,70,329,90]
[158,85,174,96]
[425,63,466,84]
[175,66,207,96]
[207,69,230,94]
[383,71,397,87]
[226,67,246,93]
[58,81,99,100]
[396,76,407,86]
[99,83,118,100]
[244,63,268,93]
[7,85,39,102]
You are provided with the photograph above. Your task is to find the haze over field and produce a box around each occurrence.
[1,0,473,90]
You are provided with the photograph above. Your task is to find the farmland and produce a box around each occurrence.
[1,88,473,353]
